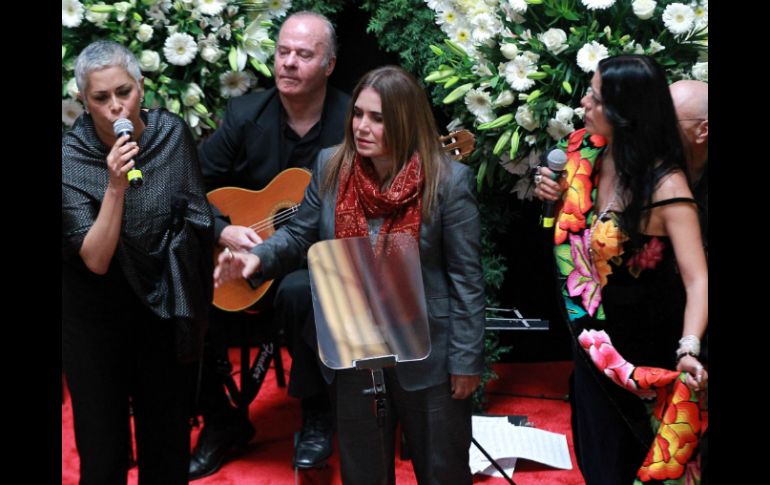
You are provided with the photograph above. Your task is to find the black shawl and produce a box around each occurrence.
[62,108,214,361]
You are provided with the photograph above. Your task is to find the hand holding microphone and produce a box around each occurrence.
[112,118,143,188]
[537,148,568,229]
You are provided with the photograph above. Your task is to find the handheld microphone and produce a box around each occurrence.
[112,118,143,188]
[541,148,568,229]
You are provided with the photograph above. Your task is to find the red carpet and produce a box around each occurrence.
[62,349,585,484]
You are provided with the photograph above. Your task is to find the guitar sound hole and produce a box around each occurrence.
[271,204,297,232]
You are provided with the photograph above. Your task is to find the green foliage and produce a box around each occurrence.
[422,0,708,199]
[289,0,347,20]
[360,0,446,80]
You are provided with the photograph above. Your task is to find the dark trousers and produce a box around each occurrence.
[334,368,472,485]
[62,306,191,485]
[274,269,327,399]
[198,268,327,423]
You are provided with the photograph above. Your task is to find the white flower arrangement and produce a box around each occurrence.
[424,0,708,199]
[61,0,290,138]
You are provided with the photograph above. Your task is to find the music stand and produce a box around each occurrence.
[308,234,431,451]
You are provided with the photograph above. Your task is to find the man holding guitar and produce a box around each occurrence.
[191,11,349,479]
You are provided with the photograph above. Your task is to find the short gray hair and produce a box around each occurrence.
[74,41,142,96]
[280,11,337,66]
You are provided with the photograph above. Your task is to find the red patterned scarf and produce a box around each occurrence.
[335,152,424,245]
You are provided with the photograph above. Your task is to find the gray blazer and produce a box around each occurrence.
[253,147,485,391]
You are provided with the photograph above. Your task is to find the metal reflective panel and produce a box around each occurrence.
[308,234,430,369]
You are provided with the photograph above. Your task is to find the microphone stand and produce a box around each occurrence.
[357,355,396,485]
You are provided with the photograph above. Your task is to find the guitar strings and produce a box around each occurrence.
[248,205,300,233]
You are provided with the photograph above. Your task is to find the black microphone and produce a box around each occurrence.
[541,148,568,229]
[112,118,143,188]
[171,193,188,234]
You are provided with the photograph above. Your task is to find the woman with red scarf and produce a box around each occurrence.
[215,65,485,484]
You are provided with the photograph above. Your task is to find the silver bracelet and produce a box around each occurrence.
[676,335,700,358]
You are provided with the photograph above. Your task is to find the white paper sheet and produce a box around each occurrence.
[469,415,573,477]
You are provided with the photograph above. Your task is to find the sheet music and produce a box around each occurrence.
[469,415,573,477]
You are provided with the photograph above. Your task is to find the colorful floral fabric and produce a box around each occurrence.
[554,129,703,484]
[580,330,703,483]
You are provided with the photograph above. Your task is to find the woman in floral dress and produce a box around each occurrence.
[534,55,708,484]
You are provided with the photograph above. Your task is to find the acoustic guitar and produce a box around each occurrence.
[209,130,475,312]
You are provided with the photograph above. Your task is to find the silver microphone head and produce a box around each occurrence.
[546,148,568,172]
[112,118,134,139]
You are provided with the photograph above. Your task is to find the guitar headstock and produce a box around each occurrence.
[440,129,475,161]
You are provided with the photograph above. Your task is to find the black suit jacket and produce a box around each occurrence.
[199,86,350,240]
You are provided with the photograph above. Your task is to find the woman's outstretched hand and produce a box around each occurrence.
[213,248,262,288]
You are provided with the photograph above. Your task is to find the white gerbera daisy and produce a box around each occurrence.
[662,3,695,35]
[220,71,251,98]
[464,88,494,121]
[195,0,226,16]
[436,8,459,27]
[692,1,708,30]
[503,56,536,92]
[62,0,84,28]
[576,41,609,73]
[62,99,84,126]
[471,13,501,44]
[164,32,198,66]
[581,0,616,10]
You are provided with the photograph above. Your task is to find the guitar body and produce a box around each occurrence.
[208,168,312,312]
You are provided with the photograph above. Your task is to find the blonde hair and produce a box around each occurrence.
[321,66,444,216]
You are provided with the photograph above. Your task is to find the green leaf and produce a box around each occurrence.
[555,244,575,275]
[476,160,488,193]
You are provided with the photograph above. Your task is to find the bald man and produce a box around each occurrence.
[670,80,708,249]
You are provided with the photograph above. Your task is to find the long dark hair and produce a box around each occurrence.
[598,55,686,249]
[321,66,444,216]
